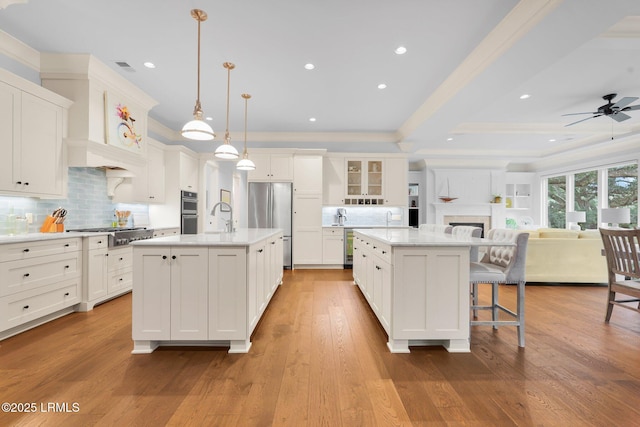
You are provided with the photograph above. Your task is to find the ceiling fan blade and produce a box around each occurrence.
[621,104,640,111]
[611,112,631,122]
[561,112,598,116]
[611,96,638,109]
[564,115,600,127]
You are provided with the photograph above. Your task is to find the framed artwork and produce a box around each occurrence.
[104,91,143,151]
[220,189,231,211]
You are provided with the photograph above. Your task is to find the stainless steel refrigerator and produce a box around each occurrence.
[248,182,292,269]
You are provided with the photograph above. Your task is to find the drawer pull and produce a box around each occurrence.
[119,257,123,261]
[64,243,70,247]
[23,248,30,253]
[64,292,69,296]
[23,305,29,309]
[23,273,30,277]
[65,265,70,269]
[376,265,381,270]
[258,249,264,253]
[162,255,167,259]
[98,240,102,244]
[362,254,366,258]
[271,241,276,245]
[382,250,387,254]
[373,246,377,249]
[172,255,177,260]
[119,278,123,282]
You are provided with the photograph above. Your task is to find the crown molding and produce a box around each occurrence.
[0,29,40,71]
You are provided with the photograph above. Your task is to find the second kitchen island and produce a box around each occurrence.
[130,229,283,354]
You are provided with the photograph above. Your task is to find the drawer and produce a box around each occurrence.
[108,247,133,272]
[0,279,80,331]
[109,269,132,294]
[0,238,81,262]
[372,242,391,263]
[0,252,81,297]
[323,227,344,236]
[85,235,109,250]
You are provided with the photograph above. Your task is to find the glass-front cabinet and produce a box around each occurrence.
[345,159,383,204]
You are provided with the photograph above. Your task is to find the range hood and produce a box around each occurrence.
[40,54,157,172]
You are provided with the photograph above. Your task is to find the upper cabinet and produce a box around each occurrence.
[133,142,166,203]
[293,154,323,195]
[0,71,72,198]
[247,154,293,182]
[179,151,199,192]
[322,156,345,205]
[383,158,408,206]
[346,159,383,203]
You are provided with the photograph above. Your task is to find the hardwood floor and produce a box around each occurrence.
[1,269,639,426]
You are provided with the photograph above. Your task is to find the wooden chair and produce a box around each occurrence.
[469,229,529,347]
[598,228,640,322]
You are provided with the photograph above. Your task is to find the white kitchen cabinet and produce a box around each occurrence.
[0,77,70,198]
[134,142,165,203]
[293,193,323,265]
[322,227,344,265]
[384,158,408,206]
[209,248,247,340]
[0,237,81,339]
[132,246,208,342]
[180,151,199,192]
[345,159,383,203]
[82,236,109,308]
[294,154,323,195]
[248,153,294,181]
[323,156,345,205]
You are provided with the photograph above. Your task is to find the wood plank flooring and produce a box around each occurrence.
[1,269,639,426]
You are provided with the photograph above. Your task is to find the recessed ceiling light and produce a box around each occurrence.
[548,138,556,142]
[143,62,156,69]
[394,46,407,55]
[309,117,316,122]
[377,83,387,89]
[205,117,213,121]
[447,137,453,141]
[519,94,530,99]
[304,63,315,70]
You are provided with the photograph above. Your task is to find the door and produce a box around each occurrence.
[248,182,271,228]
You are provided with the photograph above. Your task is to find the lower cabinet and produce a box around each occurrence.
[0,237,81,339]
[132,231,284,353]
[322,227,344,265]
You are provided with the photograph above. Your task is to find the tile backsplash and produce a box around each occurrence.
[0,167,148,235]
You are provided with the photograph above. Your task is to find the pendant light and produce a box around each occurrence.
[236,93,256,170]
[214,62,240,159]
[181,9,214,141]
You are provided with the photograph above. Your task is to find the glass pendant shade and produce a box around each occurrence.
[214,138,239,159]
[182,9,213,141]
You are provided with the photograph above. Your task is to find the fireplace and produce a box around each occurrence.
[443,215,491,237]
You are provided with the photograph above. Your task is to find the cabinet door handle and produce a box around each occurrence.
[373,246,377,249]
[23,273,30,277]
[23,305,29,309]
[376,265,381,270]
[172,255,177,260]
[382,250,387,254]
[362,254,366,258]
[271,241,276,245]
[16,181,22,185]
[23,248,30,253]
[98,240,102,244]
[65,265,70,269]
[64,243,70,247]
[162,255,167,259]
[258,249,263,253]
[119,257,124,261]
[119,278,123,282]
[64,292,70,296]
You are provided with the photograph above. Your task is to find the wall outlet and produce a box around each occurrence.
[25,213,33,224]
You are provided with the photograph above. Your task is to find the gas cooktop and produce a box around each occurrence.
[67,227,155,247]
[67,227,147,232]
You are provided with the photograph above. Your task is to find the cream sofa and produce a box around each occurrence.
[521,228,608,284]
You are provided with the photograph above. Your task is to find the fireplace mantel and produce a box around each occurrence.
[434,203,505,229]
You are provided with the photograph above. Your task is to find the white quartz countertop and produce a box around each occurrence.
[130,228,282,247]
[0,231,109,244]
[355,228,511,247]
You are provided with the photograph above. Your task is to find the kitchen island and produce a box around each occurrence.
[130,228,284,354]
[353,228,506,353]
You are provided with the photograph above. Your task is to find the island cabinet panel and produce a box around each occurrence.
[170,248,209,340]
[132,248,171,341]
[392,248,469,340]
[209,248,247,340]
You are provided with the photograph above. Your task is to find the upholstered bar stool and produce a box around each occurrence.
[469,229,529,347]
[451,225,483,262]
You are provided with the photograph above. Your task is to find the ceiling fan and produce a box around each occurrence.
[563,93,640,127]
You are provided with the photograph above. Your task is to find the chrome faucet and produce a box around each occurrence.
[211,202,234,232]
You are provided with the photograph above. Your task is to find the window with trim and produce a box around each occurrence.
[543,162,637,229]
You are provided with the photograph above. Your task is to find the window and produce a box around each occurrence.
[574,170,597,229]
[607,164,638,227]
[547,176,566,228]
[543,162,638,229]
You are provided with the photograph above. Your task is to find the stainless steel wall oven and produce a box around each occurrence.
[181,191,198,234]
